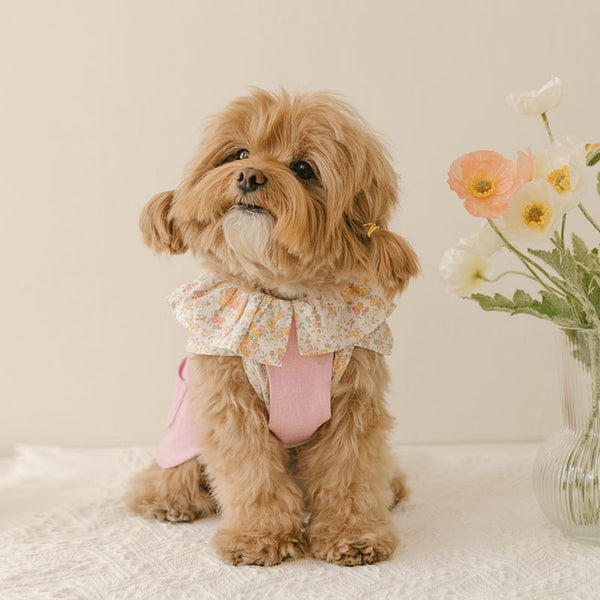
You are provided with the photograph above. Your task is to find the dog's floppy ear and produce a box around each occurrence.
[367,228,419,299]
[336,125,419,299]
[139,191,188,254]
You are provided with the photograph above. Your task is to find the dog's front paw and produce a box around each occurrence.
[212,527,306,566]
[308,519,398,566]
[126,460,218,523]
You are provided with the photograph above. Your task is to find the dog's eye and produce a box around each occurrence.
[290,161,315,180]
[219,148,249,166]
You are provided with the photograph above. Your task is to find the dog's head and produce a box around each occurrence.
[140,89,418,298]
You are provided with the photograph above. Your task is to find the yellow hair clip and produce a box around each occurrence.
[364,223,380,238]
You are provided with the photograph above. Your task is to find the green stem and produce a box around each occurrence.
[482,271,537,283]
[560,214,567,248]
[486,219,568,297]
[541,112,555,143]
[578,203,600,235]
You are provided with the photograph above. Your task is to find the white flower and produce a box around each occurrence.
[440,248,489,296]
[506,77,562,116]
[533,136,589,211]
[500,179,561,244]
[457,221,504,256]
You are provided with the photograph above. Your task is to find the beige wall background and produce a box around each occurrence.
[1,0,599,455]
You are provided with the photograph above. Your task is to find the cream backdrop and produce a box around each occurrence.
[1,0,599,455]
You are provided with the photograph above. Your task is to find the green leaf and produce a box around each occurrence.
[570,233,600,273]
[471,292,514,311]
[529,247,582,289]
[527,247,562,270]
[571,234,589,262]
[512,289,534,306]
[528,243,600,326]
[471,289,581,328]
[512,289,574,321]
[539,290,578,320]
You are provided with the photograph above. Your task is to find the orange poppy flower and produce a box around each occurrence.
[448,150,523,218]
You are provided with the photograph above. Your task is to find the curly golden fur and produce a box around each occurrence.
[127,89,418,566]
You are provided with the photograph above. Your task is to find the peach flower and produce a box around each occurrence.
[448,150,523,218]
[517,147,535,183]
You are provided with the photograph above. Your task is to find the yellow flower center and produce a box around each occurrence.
[471,268,485,283]
[522,201,553,231]
[468,174,496,198]
[547,165,571,193]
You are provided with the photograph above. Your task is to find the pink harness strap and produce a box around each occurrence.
[266,317,333,447]
[155,357,201,469]
[155,320,334,468]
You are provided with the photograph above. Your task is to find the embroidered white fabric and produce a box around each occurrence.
[1,443,599,599]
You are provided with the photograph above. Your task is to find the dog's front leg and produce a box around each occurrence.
[189,354,306,566]
[296,348,400,566]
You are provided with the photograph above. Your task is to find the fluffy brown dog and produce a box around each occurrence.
[127,89,419,566]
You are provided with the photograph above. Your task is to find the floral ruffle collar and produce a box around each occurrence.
[167,272,396,366]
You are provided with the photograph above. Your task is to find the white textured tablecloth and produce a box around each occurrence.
[1,443,599,599]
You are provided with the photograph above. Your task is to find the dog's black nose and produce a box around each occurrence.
[236,168,267,193]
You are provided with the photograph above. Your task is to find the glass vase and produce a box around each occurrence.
[533,327,600,543]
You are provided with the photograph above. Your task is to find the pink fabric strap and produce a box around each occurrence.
[155,356,202,469]
[266,317,333,447]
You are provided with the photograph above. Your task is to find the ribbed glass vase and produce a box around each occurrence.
[533,327,600,543]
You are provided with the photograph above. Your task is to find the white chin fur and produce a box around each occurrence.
[222,207,274,267]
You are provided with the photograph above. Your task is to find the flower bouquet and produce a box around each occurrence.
[441,78,600,542]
